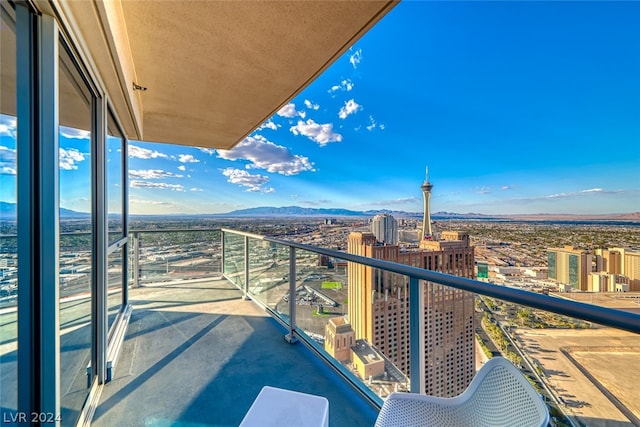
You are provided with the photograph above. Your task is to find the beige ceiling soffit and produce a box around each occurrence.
[96,0,144,139]
[45,1,103,94]
[37,0,142,140]
[234,0,399,150]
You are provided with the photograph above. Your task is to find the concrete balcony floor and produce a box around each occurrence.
[91,277,378,426]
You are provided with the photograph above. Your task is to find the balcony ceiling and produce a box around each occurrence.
[51,0,397,149]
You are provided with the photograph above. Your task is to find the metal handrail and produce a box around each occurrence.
[222,228,640,335]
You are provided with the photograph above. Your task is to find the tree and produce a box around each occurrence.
[517,308,532,326]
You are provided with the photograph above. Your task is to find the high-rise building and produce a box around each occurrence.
[421,167,434,240]
[547,246,592,291]
[624,251,640,291]
[371,214,398,245]
[347,177,476,397]
[609,248,640,291]
[595,248,622,275]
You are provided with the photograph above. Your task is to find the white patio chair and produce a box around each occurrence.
[375,357,549,427]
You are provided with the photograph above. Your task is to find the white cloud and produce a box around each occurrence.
[221,168,274,193]
[277,103,299,118]
[364,115,384,131]
[128,169,183,179]
[129,145,169,159]
[60,126,90,140]
[59,148,86,170]
[0,115,17,138]
[0,145,16,175]
[349,49,362,68]
[290,119,342,146]
[475,187,491,194]
[190,188,204,192]
[338,99,362,119]
[304,100,320,110]
[546,188,618,199]
[199,148,215,155]
[217,134,315,175]
[328,79,354,93]
[178,154,200,163]
[258,120,280,131]
[177,165,186,171]
[501,185,512,191]
[130,180,186,191]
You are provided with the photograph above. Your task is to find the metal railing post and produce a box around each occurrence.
[409,276,425,394]
[220,230,225,276]
[132,232,140,287]
[243,235,250,300]
[285,247,298,344]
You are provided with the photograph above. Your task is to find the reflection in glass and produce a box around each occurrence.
[247,238,289,317]
[223,232,245,287]
[58,39,93,426]
[107,111,123,243]
[135,230,221,285]
[107,248,123,329]
[0,3,18,418]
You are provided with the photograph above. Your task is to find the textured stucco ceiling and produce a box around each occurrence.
[8,1,395,149]
[119,1,396,149]
[47,0,396,148]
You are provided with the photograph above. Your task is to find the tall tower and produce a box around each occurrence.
[421,167,433,239]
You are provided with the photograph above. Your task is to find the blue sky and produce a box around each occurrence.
[1,1,639,215]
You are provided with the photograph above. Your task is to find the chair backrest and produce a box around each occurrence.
[460,357,549,427]
[375,357,549,427]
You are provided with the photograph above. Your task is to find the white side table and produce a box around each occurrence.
[240,386,329,427]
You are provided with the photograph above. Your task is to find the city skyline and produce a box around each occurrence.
[2,2,640,216]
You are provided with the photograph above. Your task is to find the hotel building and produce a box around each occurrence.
[371,213,398,245]
[547,246,593,291]
[347,179,476,397]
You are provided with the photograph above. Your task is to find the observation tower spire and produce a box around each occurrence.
[421,167,433,239]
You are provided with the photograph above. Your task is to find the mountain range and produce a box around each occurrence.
[0,202,90,219]
[1,202,639,222]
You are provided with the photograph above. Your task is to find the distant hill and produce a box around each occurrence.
[498,212,640,222]
[220,206,366,217]
[432,211,493,220]
[0,202,89,219]
[2,201,638,222]
[217,206,640,222]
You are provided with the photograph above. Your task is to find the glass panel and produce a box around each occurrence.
[107,248,123,329]
[296,250,410,398]
[136,230,221,285]
[59,38,93,425]
[205,227,640,423]
[223,231,245,288]
[422,282,476,398]
[106,111,123,243]
[478,295,640,425]
[246,238,289,318]
[0,2,17,416]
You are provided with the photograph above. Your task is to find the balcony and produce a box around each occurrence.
[89,278,378,426]
[3,226,640,426]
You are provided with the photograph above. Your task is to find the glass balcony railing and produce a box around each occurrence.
[130,229,222,286]
[220,228,640,426]
[4,226,640,426]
